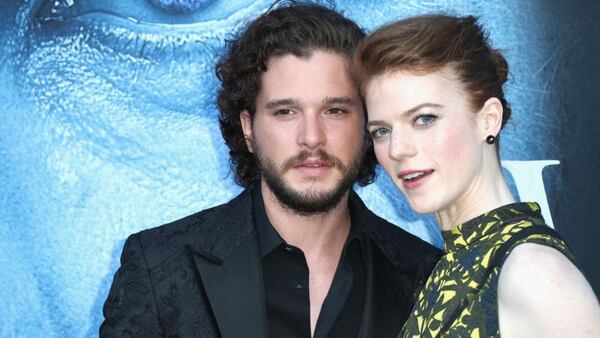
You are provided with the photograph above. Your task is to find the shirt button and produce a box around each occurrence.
[295,282,304,289]
[284,246,293,252]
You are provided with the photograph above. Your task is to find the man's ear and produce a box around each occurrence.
[478,97,503,142]
[240,110,254,153]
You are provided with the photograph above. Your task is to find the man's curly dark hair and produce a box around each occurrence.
[216,1,377,188]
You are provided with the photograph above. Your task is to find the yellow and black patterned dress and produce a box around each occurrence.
[399,202,576,338]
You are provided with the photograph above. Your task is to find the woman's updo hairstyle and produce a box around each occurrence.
[354,15,511,140]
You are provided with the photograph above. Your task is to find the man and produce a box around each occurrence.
[100,2,440,337]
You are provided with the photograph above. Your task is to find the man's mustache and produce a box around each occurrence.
[282,149,347,173]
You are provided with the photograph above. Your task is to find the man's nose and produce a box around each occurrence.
[298,113,326,149]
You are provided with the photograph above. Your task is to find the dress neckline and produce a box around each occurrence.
[442,202,543,253]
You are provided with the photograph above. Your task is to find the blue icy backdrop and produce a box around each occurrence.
[1,0,599,337]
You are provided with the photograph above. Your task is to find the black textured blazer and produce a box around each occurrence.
[100,189,441,338]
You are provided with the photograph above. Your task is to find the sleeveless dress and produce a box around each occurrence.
[399,202,576,338]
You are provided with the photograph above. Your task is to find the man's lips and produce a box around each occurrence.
[282,149,345,174]
[295,160,331,176]
[292,159,334,177]
[295,159,332,168]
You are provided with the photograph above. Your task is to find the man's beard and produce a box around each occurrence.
[253,142,366,216]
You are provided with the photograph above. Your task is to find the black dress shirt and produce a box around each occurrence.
[252,184,366,338]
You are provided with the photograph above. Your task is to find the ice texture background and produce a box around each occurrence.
[1,0,599,337]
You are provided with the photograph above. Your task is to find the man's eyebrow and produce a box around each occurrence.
[264,98,299,109]
[264,97,360,109]
[323,96,360,106]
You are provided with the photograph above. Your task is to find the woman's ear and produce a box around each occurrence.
[240,110,254,153]
[478,97,504,141]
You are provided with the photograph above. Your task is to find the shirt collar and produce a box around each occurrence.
[252,182,362,258]
[253,183,283,257]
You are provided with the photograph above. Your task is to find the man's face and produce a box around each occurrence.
[241,51,366,214]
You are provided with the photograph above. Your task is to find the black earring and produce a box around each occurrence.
[486,135,496,144]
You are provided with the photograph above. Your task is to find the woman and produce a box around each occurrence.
[353,15,600,337]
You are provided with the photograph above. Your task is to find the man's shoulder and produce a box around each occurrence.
[366,212,440,260]
[129,189,253,267]
[350,192,442,265]
[136,195,241,239]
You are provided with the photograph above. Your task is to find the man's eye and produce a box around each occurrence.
[327,107,346,115]
[369,127,391,139]
[274,109,294,117]
[414,114,437,126]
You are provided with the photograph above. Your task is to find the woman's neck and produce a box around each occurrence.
[436,165,516,231]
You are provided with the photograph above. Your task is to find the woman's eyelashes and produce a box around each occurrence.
[368,112,439,139]
[369,126,391,139]
[413,113,438,126]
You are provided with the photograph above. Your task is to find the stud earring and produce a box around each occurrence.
[486,135,496,144]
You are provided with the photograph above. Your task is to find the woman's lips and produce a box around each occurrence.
[397,169,434,190]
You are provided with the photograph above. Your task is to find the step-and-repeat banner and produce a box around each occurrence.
[1,0,598,336]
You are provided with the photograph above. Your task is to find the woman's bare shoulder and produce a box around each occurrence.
[498,243,600,337]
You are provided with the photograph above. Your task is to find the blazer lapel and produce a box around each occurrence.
[191,234,267,338]
[186,189,268,338]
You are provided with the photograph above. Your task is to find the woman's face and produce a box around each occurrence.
[365,67,485,214]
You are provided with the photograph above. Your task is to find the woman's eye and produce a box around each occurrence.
[414,114,437,126]
[369,127,391,139]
